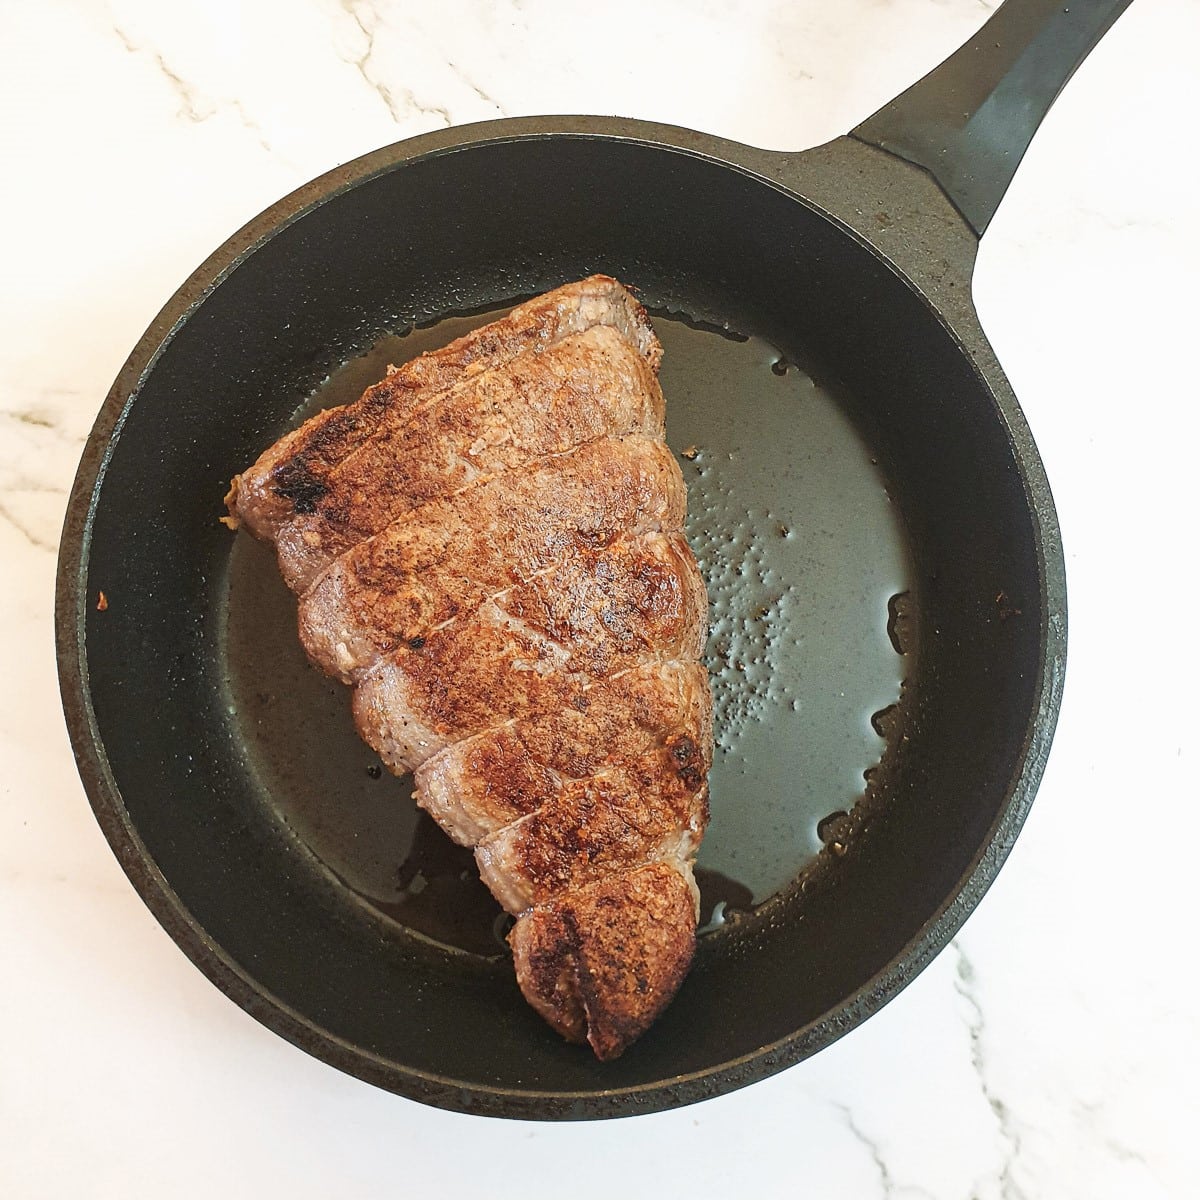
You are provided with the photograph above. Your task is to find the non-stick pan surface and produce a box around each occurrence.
[56,0,1124,1118]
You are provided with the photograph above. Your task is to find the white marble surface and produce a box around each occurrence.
[2,0,1198,1195]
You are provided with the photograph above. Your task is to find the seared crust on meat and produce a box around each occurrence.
[415,662,710,845]
[349,531,706,772]
[476,755,708,912]
[271,326,666,591]
[226,276,660,553]
[298,437,688,682]
[509,860,699,1060]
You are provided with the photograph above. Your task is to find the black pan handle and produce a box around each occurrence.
[851,0,1133,237]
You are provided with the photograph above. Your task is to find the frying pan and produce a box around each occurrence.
[56,0,1129,1119]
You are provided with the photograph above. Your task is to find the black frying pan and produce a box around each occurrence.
[56,0,1128,1119]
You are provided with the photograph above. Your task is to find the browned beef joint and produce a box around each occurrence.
[225,277,711,1059]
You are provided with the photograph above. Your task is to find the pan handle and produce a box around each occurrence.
[850,0,1133,237]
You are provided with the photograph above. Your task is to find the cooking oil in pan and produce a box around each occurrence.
[221,307,913,955]
[658,318,911,921]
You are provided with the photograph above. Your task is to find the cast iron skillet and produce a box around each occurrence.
[56,0,1129,1119]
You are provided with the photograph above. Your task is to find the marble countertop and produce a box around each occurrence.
[3,1,1197,1195]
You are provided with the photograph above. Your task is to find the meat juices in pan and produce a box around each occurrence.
[226,277,711,1059]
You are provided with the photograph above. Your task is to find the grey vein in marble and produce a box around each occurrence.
[111,26,274,154]
[952,941,1029,1200]
[831,1101,939,1200]
[5,409,56,431]
[0,405,85,443]
[0,476,68,497]
[1071,1099,1150,1170]
[0,395,88,554]
[0,498,56,553]
[446,59,506,115]
[339,0,452,127]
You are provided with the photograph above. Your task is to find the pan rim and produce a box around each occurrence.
[54,117,1066,1119]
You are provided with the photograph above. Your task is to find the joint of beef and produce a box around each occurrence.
[225,276,711,1059]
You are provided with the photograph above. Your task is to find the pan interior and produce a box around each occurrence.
[77,134,1045,1106]
[220,309,913,955]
